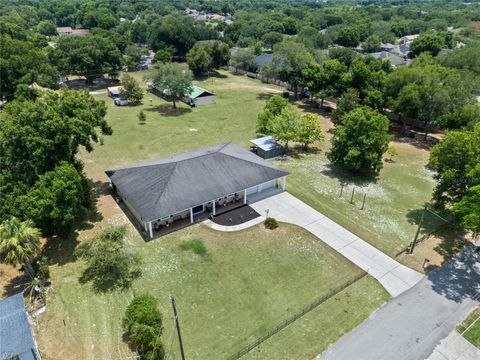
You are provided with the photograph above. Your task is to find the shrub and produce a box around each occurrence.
[76,225,141,292]
[129,323,157,354]
[32,256,50,282]
[179,239,207,255]
[264,217,278,230]
[123,294,163,334]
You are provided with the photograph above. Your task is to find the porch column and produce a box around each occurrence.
[148,221,153,239]
[144,222,148,232]
[244,189,247,204]
[282,176,286,191]
[190,208,194,223]
[212,200,216,216]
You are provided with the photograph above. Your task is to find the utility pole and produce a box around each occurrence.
[170,294,186,360]
[409,206,427,254]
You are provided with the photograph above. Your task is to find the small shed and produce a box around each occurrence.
[107,86,123,99]
[250,136,284,159]
[182,86,215,106]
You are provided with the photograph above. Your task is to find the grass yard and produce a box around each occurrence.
[79,69,442,260]
[81,70,283,179]
[458,307,480,348]
[37,222,389,359]
[276,140,437,257]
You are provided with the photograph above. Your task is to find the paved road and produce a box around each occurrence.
[248,191,424,297]
[317,246,480,360]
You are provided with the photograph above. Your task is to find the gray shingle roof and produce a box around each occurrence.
[0,293,37,359]
[106,142,289,222]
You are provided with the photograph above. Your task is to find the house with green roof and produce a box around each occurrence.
[182,85,215,106]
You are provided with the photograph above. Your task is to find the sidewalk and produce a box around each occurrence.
[426,331,480,360]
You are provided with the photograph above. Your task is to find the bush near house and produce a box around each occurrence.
[264,217,279,230]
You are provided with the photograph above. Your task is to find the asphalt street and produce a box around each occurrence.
[317,246,480,360]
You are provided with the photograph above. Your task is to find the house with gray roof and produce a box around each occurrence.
[106,142,289,238]
[368,51,407,67]
[0,293,40,360]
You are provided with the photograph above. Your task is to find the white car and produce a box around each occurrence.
[114,99,128,106]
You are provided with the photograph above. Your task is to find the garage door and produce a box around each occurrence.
[246,180,276,195]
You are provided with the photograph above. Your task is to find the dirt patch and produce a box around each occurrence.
[398,231,472,273]
[470,21,480,31]
[0,264,26,297]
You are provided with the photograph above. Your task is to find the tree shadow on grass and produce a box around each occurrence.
[320,162,379,187]
[406,205,471,270]
[1,269,30,297]
[296,102,334,117]
[256,93,275,101]
[144,104,192,117]
[42,180,109,266]
[79,266,142,293]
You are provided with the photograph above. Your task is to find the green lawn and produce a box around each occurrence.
[82,70,437,258]
[37,70,437,359]
[458,307,480,348]
[82,70,282,180]
[276,141,436,257]
[38,223,389,359]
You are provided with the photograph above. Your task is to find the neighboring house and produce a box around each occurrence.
[182,86,215,106]
[107,86,123,99]
[0,293,40,360]
[56,27,89,36]
[399,34,419,44]
[250,136,284,159]
[255,53,273,70]
[368,51,407,67]
[106,142,289,238]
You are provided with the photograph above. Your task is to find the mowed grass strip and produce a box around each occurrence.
[37,223,388,359]
[458,307,480,348]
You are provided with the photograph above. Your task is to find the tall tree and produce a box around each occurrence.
[0,217,40,277]
[327,106,392,174]
[0,91,111,186]
[429,125,480,206]
[452,185,480,239]
[256,95,289,134]
[21,162,90,236]
[50,34,122,84]
[120,73,144,104]
[150,63,193,109]
[409,32,444,58]
[268,104,301,150]
[186,44,212,76]
[331,88,360,124]
[230,48,257,72]
[273,40,313,99]
[297,114,324,150]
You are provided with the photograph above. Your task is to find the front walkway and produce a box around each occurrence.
[206,191,424,297]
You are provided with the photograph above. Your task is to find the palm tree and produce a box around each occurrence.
[0,217,41,277]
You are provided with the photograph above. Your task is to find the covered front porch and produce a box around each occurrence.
[144,176,286,239]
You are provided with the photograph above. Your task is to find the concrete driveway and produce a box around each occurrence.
[317,247,480,360]
[248,191,423,297]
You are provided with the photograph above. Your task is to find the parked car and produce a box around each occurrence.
[114,99,129,106]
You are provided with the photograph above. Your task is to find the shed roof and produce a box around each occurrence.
[250,136,282,152]
[0,293,36,359]
[186,86,214,99]
[107,86,123,95]
[106,142,288,222]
